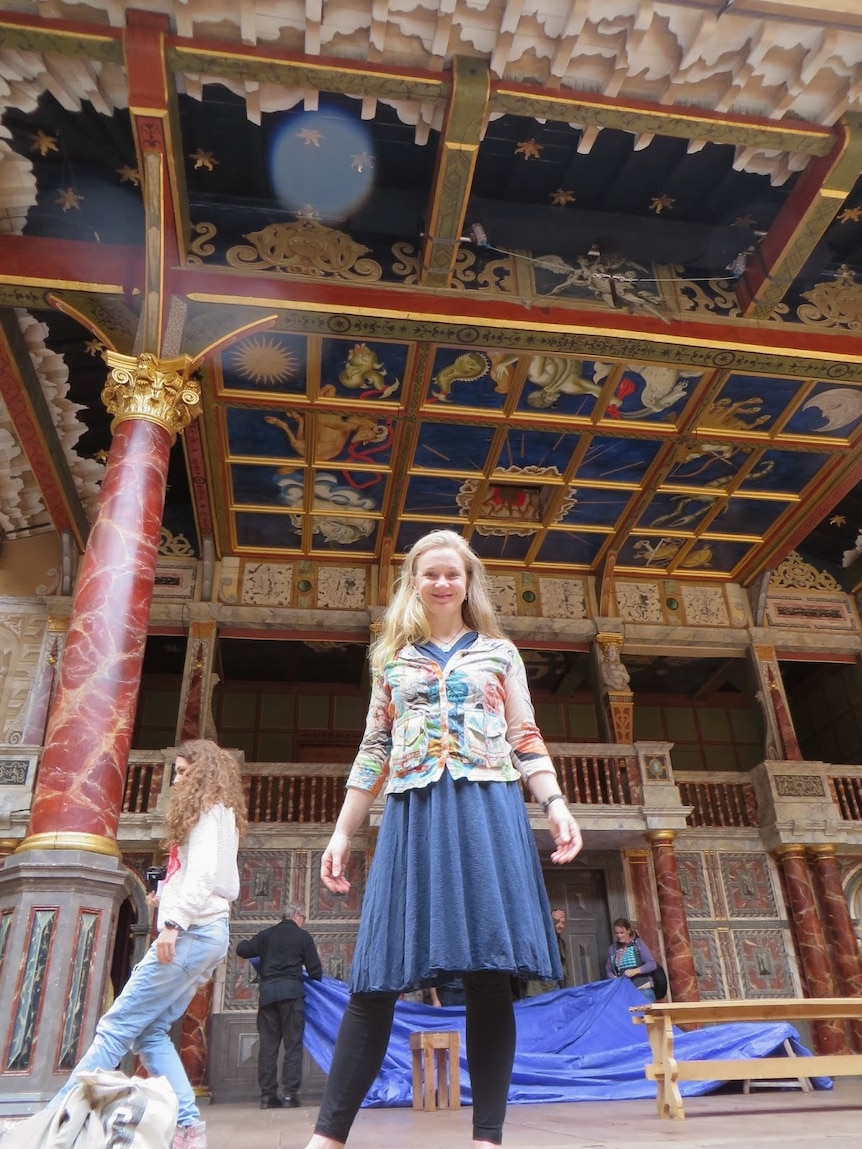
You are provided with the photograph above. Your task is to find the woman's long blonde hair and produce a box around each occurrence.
[370,530,507,676]
[162,738,248,847]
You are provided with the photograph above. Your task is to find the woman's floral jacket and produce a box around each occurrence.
[346,634,556,795]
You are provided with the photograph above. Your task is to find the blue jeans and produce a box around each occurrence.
[53,918,229,1127]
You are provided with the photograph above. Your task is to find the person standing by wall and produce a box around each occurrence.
[525,907,569,995]
[237,903,323,1109]
[302,529,583,1149]
[606,917,658,1001]
[45,739,246,1149]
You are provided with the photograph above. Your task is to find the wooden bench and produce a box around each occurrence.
[409,1030,461,1111]
[630,997,862,1120]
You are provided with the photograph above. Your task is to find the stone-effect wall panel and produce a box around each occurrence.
[689,929,726,998]
[676,854,711,918]
[734,929,795,996]
[234,850,291,918]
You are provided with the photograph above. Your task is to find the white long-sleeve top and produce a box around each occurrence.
[157,803,240,931]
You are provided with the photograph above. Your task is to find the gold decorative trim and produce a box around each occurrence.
[646,829,677,845]
[16,831,123,858]
[102,351,201,442]
[769,551,840,591]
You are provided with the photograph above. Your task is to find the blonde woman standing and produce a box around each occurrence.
[304,530,582,1149]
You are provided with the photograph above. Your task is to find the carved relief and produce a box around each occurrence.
[241,562,294,607]
[734,929,794,997]
[774,774,826,797]
[0,609,46,743]
[765,594,854,630]
[538,578,587,619]
[615,581,663,623]
[719,853,779,918]
[689,930,726,999]
[487,576,517,616]
[798,267,862,329]
[234,850,291,919]
[317,567,366,610]
[676,854,711,918]
[680,585,728,627]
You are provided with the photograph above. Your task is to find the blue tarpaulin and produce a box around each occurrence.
[302,975,828,1107]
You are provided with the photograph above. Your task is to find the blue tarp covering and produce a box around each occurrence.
[303,975,829,1107]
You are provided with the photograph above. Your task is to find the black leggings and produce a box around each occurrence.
[314,971,516,1144]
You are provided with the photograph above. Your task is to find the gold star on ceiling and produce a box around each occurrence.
[550,188,575,206]
[650,195,675,215]
[838,205,862,223]
[295,204,321,219]
[117,165,141,185]
[30,130,58,156]
[297,129,323,147]
[830,515,847,526]
[733,214,756,228]
[515,138,543,160]
[85,339,106,357]
[190,150,217,171]
[55,187,84,211]
[92,448,109,465]
[351,151,373,173]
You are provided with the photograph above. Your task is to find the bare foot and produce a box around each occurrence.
[303,1138,346,1149]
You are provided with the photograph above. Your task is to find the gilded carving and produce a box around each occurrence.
[769,551,839,591]
[798,266,862,329]
[225,219,382,281]
[102,352,201,441]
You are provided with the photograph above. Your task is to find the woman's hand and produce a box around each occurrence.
[624,968,639,979]
[547,801,583,864]
[155,926,178,964]
[321,831,352,893]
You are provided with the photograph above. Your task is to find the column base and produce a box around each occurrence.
[0,850,133,1112]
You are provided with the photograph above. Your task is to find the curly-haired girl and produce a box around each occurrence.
[49,739,245,1149]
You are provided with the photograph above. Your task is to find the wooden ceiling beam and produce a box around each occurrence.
[420,56,489,288]
[736,114,862,320]
[124,10,191,355]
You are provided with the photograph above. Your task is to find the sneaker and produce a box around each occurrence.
[185,1123,207,1149]
[284,1093,301,1108]
[172,1122,207,1149]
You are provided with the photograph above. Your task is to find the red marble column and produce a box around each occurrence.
[625,849,663,964]
[807,845,862,1049]
[775,845,847,1053]
[20,615,68,746]
[23,416,172,851]
[180,975,214,1098]
[647,831,699,1002]
[19,351,200,855]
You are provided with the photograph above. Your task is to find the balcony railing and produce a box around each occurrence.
[551,751,642,806]
[676,774,758,828]
[830,774,862,821]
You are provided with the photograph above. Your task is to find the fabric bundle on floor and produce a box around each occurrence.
[303,975,827,1107]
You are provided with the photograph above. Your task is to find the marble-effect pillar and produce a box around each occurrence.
[25,417,172,848]
[807,845,862,1049]
[625,850,663,967]
[647,831,698,1002]
[776,845,847,1054]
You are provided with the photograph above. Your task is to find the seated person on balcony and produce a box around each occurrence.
[606,917,658,1001]
[302,529,583,1149]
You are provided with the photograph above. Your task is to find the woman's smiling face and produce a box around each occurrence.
[412,546,468,619]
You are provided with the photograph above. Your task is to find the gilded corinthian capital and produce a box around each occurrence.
[102,351,202,442]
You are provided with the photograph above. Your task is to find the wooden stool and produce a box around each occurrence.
[409,1030,461,1111]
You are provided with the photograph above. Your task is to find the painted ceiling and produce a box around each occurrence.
[3,1,862,590]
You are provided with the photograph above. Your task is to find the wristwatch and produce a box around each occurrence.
[163,920,181,931]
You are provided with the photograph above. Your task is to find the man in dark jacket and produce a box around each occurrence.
[236,902,323,1109]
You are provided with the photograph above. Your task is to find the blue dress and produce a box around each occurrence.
[348,633,562,994]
